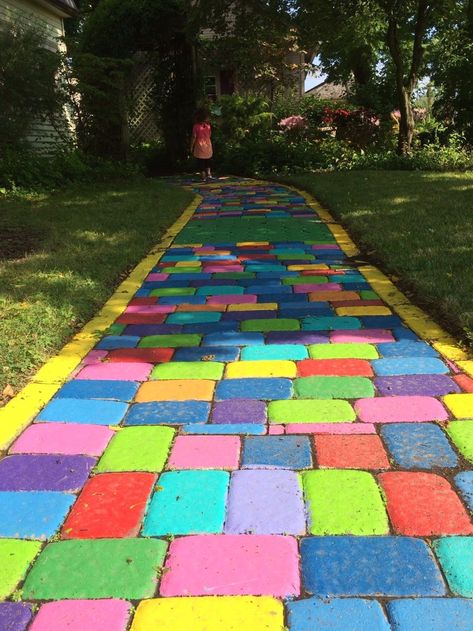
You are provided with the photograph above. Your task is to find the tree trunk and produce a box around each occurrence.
[397,85,415,154]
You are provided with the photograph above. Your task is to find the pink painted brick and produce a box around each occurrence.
[10,423,114,456]
[160,535,300,598]
[75,362,153,381]
[125,305,175,314]
[294,283,342,293]
[204,265,244,273]
[167,436,240,469]
[331,329,396,344]
[285,423,377,435]
[355,396,449,423]
[208,294,258,305]
[29,600,131,631]
[146,273,169,282]
[268,425,285,435]
[81,350,108,365]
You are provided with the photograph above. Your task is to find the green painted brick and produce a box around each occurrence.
[446,421,473,463]
[96,426,175,472]
[152,362,224,380]
[294,376,375,399]
[149,287,196,297]
[197,286,244,296]
[139,334,201,348]
[282,276,328,285]
[302,470,389,535]
[434,537,473,597]
[308,343,379,360]
[360,290,380,300]
[162,267,202,274]
[0,540,42,599]
[22,539,168,600]
[276,254,315,261]
[268,399,356,424]
[213,273,256,279]
[106,323,126,336]
[241,319,300,332]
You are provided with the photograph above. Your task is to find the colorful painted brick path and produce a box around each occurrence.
[1,177,473,631]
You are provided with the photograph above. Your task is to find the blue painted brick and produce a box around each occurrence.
[158,295,207,305]
[378,341,439,357]
[256,272,298,279]
[182,423,266,435]
[455,472,473,512]
[55,380,139,402]
[303,316,361,331]
[287,598,390,631]
[372,357,449,376]
[167,312,222,325]
[173,346,240,362]
[380,423,458,469]
[301,536,446,597]
[125,401,210,425]
[242,436,313,469]
[95,335,140,350]
[387,598,473,631]
[280,307,334,318]
[247,285,292,294]
[183,322,238,334]
[203,332,265,346]
[242,344,308,361]
[216,378,292,400]
[360,316,404,329]
[0,491,75,539]
[393,327,422,341]
[37,398,128,426]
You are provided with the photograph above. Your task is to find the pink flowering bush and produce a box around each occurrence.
[323,106,380,147]
[278,115,309,141]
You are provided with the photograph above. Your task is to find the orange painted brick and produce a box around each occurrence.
[175,304,226,312]
[136,380,215,402]
[308,291,360,302]
[379,472,473,536]
[454,374,473,393]
[298,359,374,377]
[315,435,390,469]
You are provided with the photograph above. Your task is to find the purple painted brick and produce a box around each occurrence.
[375,374,461,397]
[225,470,305,535]
[212,400,267,425]
[0,603,33,631]
[0,455,96,492]
[266,331,330,345]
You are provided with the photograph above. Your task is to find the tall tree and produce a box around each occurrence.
[297,0,453,153]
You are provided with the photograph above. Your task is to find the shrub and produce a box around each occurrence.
[323,106,380,147]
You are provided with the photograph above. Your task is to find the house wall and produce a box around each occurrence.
[0,0,71,152]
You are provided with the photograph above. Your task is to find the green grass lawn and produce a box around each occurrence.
[0,178,193,395]
[280,171,473,348]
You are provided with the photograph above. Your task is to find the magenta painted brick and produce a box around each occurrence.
[75,362,153,381]
[160,534,300,597]
[10,423,114,456]
[167,436,240,469]
[331,330,396,344]
[29,600,131,631]
[204,265,244,273]
[294,283,342,293]
[355,396,449,423]
[146,273,169,281]
[285,423,377,434]
[208,294,258,305]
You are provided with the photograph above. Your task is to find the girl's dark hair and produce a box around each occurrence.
[195,107,210,124]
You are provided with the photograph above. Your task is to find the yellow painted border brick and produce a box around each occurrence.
[0,194,201,451]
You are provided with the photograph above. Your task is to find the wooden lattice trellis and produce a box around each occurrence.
[129,63,160,143]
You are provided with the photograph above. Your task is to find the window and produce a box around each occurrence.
[204,76,217,101]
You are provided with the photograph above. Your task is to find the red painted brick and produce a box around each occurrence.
[62,472,156,539]
[128,297,158,306]
[297,359,374,377]
[379,472,473,536]
[107,348,174,363]
[115,313,167,325]
[315,435,390,469]
[454,374,473,393]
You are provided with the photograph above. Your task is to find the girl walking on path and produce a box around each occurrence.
[191,108,213,182]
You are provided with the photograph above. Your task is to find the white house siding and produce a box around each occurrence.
[0,0,73,152]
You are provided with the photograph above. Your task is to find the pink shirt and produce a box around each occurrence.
[192,122,213,159]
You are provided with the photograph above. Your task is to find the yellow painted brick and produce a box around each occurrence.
[458,361,473,377]
[174,261,202,267]
[335,306,392,317]
[226,361,297,378]
[287,264,329,271]
[433,343,468,362]
[443,394,473,419]
[130,597,284,631]
[236,242,269,246]
[227,303,278,312]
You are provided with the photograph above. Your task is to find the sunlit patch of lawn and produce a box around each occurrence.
[0,178,193,394]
